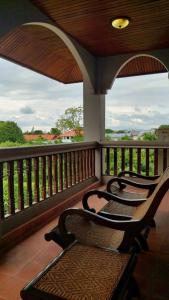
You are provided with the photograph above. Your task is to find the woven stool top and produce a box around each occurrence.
[34,243,130,300]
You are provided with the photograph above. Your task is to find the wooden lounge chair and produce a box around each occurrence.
[21,241,138,300]
[45,167,169,252]
[107,171,160,199]
[83,169,165,220]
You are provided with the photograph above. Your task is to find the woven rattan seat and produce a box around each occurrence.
[66,215,125,249]
[21,243,133,300]
[101,199,135,216]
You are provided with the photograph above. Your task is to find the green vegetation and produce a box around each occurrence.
[0,121,24,143]
[50,127,61,135]
[141,132,157,141]
[158,124,169,129]
[56,106,83,134]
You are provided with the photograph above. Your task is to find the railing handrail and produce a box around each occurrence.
[0,141,98,162]
[100,141,169,148]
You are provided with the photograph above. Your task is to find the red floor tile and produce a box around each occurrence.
[0,188,169,299]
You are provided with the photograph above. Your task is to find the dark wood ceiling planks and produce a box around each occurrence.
[0,0,167,84]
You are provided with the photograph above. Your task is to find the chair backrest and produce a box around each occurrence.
[133,167,169,221]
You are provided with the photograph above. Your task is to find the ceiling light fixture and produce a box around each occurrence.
[111,17,130,29]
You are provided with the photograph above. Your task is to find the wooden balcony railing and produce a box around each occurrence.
[101,141,169,177]
[1,140,169,225]
[0,142,97,221]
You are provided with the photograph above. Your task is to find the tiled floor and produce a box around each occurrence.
[0,189,169,300]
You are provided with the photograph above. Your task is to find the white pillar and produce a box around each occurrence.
[83,81,105,142]
[83,81,105,180]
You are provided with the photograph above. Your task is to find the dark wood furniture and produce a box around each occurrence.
[20,241,138,300]
[45,167,169,252]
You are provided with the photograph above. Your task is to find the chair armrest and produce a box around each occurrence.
[83,189,116,212]
[97,212,132,220]
[83,189,146,211]
[58,208,140,237]
[118,170,160,180]
[107,177,157,193]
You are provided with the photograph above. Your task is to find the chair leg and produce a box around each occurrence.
[126,276,140,300]
[149,219,156,228]
[137,234,149,251]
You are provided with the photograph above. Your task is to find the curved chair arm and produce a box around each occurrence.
[82,189,146,212]
[58,208,140,237]
[118,170,160,180]
[97,211,132,220]
[107,177,157,194]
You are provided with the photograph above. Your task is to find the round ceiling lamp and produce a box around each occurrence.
[111,17,130,29]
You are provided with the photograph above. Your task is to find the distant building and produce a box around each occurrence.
[24,134,57,142]
[58,129,84,142]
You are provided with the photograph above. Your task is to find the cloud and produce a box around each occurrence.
[20,106,35,114]
[130,118,143,124]
[0,58,169,132]
[111,118,120,127]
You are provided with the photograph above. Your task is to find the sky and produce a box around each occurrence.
[0,58,169,132]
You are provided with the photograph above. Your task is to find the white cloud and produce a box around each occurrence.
[0,58,169,131]
[130,118,143,124]
[111,118,120,127]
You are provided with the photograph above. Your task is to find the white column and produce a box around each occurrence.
[83,81,105,142]
[83,81,105,180]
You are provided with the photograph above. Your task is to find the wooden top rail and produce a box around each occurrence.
[0,142,98,163]
[100,141,169,149]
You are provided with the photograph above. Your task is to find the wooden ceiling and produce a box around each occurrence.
[0,0,168,84]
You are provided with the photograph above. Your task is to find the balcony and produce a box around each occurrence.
[0,141,169,299]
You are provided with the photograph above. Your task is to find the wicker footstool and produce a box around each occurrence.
[21,242,137,300]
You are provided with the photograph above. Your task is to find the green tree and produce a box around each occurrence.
[158,125,169,129]
[0,121,24,143]
[105,128,114,134]
[55,106,83,134]
[33,130,44,135]
[50,127,61,135]
[142,132,157,141]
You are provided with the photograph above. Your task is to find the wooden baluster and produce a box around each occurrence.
[163,148,167,171]
[73,151,76,184]
[64,152,68,189]
[26,158,32,206]
[69,152,73,186]
[88,149,92,177]
[146,149,150,176]
[41,156,46,200]
[137,148,141,174]
[121,148,125,172]
[7,161,15,215]
[83,150,86,180]
[17,160,24,211]
[92,149,95,176]
[78,151,82,181]
[53,154,58,193]
[48,156,53,197]
[34,157,40,202]
[80,151,82,181]
[106,148,110,175]
[80,150,83,180]
[129,148,133,172]
[59,153,63,191]
[0,163,4,219]
[154,148,158,175]
[114,148,117,176]
[77,151,80,183]
[86,149,89,179]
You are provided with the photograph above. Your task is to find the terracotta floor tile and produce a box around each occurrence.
[0,187,169,299]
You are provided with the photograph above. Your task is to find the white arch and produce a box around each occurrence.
[110,53,168,90]
[23,22,95,90]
